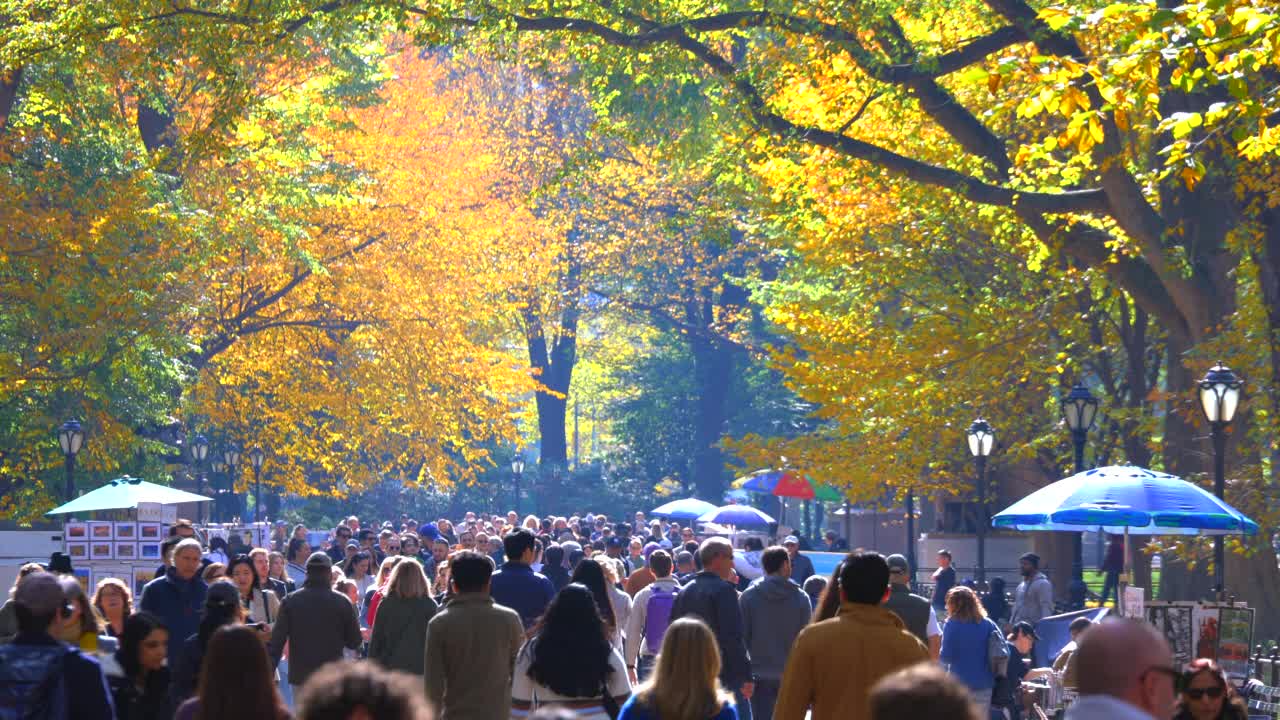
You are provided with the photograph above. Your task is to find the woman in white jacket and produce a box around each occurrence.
[228,555,281,634]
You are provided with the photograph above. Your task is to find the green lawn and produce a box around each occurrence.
[1081,569,1162,604]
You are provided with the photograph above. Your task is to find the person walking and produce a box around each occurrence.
[938,586,1004,714]
[325,525,353,564]
[773,552,929,720]
[881,554,941,659]
[671,537,753,720]
[174,625,291,720]
[267,552,363,697]
[782,537,814,586]
[295,661,433,720]
[542,546,572,591]
[1100,535,1126,607]
[107,612,173,720]
[92,578,133,639]
[1010,554,1054,627]
[139,538,209,668]
[982,577,1010,628]
[931,550,956,617]
[423,550,525,720]
[228,555,280,631]
[1063,619,1177,720]
[368,558,438,676]
[740,547,812,720]
[489,528,556,630]
[617,617,738,720]
[510,584,632,718]
[623,549,681,683]
[0,571,115,720]
[285,538,311,587]
[170,580,244,705]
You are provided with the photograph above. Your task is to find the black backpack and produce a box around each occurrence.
[0,643,73,720]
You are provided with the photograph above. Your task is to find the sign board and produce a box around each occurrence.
[136,503,163,522]
[1122,586,1145,619]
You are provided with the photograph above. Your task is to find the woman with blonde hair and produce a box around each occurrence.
[939,585,1004,714]
[594,557,632,647]
[618,617,736,719]
[93,577,134,638]
[368,558,438,675]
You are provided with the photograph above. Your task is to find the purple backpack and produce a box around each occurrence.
[643,584,679,654]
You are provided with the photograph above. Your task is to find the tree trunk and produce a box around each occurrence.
[689,332,734,501]
[0,67,21,132]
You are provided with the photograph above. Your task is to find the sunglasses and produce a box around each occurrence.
[1185,687,1224,700]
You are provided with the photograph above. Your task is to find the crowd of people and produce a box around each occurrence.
[0,508,1250,720]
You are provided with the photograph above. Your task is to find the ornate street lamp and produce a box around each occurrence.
[222,444,240,525]
[1199,363,1242,598]
[967,418,995,585]
[1061,382,1099,586]
[191,434,209,523]
[511,456,525,515]
[249,446,265,523]
[58,419,85,503]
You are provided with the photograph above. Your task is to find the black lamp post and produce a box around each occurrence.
[191,434,209,523]
[58,419,85,503]
[967,418,995,585]
[223,444,240,524]
[1199,363,1242,599]
[1061,383,1099,585]
[249,447,265,523]
[511,457,525,515]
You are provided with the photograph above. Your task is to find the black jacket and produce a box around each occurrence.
[670,570,751,688]
[109,665,172,720]
[267,578,362,686]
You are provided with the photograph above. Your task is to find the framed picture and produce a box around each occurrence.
[88,522,113,541]
[66,542,88,561]
[1193,605,1220,661]
[1218,607,1255,682]
[114,522,137,540]
[139,542,161,560]
[89,542,113,560]
[131,568,156,597]
[1147,604,1194,666]
[115,543,137,560]
[138,523,162,540]
[71,567,92,595]
[64,522,87,540]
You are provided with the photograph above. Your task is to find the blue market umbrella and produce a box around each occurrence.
[736,469,784,493]
[991,465,1258,536]
[651,498,719,522]
[698,504,776,528]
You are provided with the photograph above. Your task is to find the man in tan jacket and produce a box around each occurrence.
[774,551,930,720]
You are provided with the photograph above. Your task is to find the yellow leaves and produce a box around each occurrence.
[1038,6,1074,31]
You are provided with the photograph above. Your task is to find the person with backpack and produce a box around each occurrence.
[739,547,813,720]
[0,571,114,720]
[623,550,680,684]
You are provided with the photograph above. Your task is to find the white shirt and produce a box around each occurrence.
[510,644,632,719]
[1063,695,1159,720]
[607,586,632,649]
[927,604,942,638]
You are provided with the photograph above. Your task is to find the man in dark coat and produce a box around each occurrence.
[139,538,208,664]
[267,552,362,695]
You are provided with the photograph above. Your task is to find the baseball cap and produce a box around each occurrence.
[642,542,661,560]
[885,554,910,574]
[306,551,333,569]
[606,536,623,549]
[782,535,800,545]
[345,540,359,549]
[1012,621,1039,640]
[13,572,67,616]
[1020,552,1041,566]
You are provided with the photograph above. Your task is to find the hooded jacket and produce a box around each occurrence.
[138,568,208,666]
[774,602,929,720]
[740,575,812,680]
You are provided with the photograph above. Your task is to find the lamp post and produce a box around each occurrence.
[191,435,209,523]
[511,457,525,515]
[58,419,85,503]
[1199,363,1242,599]
[967,418,995,585]
[249,447,265,523]
[1061,382,1099,585]
[223,444,240,524]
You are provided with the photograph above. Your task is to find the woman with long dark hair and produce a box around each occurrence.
[170,580,244,706]
[511,584,631,719]
[811,558,846,624]
[108,612,173,720]
[227,555,279,634]
[175,624,291,720]
[342,551,375,598]
[1174,659,1248,720]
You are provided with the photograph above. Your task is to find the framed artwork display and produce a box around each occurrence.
[66,542,88,561]
[1147,604,1194,666]
[89,542,113,560]
[114,522,137,540]
[139,542,161,560]
[88,522,114,541]
[1218,607,1255,682]
[115,543,137,560]
[71,567,92,595]
[64,522,87,540]
[131,568,156,598]
[138,523,163,540]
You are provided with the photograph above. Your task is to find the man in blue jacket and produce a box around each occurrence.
[488,528,555,630]
[139,538,208,664]
[672,537,754,719]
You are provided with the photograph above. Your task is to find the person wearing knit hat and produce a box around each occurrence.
[268,551,361,695]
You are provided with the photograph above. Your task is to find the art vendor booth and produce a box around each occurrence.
[45,476,268,597]
[992,466,1260,717]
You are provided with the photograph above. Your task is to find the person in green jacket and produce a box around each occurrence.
[368,557,438,676]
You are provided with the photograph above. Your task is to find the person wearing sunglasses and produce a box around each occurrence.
[1174,659,1248,720]
[1064,618,1178,720]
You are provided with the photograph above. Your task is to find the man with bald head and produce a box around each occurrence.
[1064,618,1178,720]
